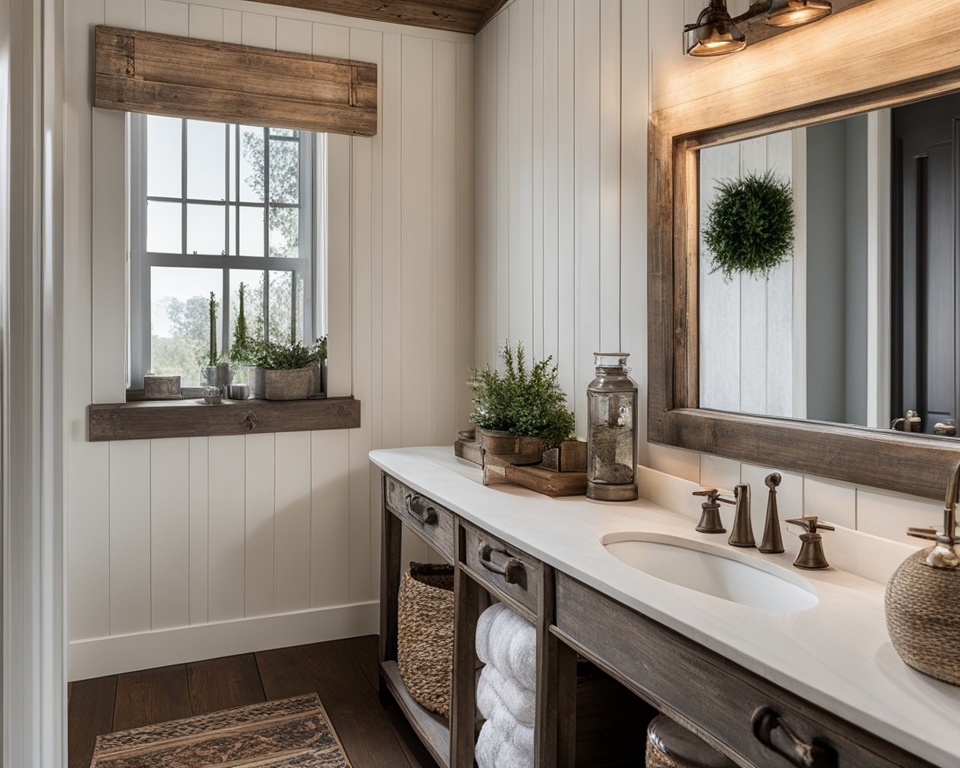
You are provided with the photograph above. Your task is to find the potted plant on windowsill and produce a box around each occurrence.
[468,342,575,465]
[248,336,327,400]
[201,291,231,392]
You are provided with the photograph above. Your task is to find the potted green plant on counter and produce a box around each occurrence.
[469,341,575,462]
[249,335,327,400]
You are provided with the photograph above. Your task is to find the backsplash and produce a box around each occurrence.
[647,443,943,547]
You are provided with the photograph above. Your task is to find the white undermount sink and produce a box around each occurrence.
[602,532,819,612]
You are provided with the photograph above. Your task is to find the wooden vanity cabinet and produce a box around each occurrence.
[554,574,936,768]
[378,471,934,768]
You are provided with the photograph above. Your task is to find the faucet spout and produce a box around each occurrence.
[728,484,755,548]
[931,461,960,569]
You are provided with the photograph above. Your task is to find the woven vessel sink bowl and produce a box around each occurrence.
[602,532,819,612]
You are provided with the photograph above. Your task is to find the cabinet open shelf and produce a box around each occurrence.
[379,660,450,768]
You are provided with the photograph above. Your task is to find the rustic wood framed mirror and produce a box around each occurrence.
[648,4,960,501]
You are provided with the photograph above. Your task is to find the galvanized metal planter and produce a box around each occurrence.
[251,363,326,401]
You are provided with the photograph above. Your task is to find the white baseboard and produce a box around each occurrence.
[69,601,380,681]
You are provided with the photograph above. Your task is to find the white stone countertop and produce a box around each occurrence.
[370,446,960,767]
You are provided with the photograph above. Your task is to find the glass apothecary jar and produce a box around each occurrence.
[586,353,638,501]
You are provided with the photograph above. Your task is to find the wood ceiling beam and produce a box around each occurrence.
[254,0,510,34]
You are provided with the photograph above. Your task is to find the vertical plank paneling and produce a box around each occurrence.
[223,9,242,43]
[90,109,127,404]
[738,137,769,415]
[244,433,275,618]
[456,41,475,426]
[435,39,459,444]
[109,441,152,636]
[381,31,403,447]
[495,15,510,348]
[207,436,246,622]
[242,12,277,49]
[105,0,145,29]
[575,0,602,429]
[68,444,111,641]
[188,436,209,625]
[542,0,560,365]
[313,24,354,398]
[699,144,742,412]
[531,0,545,359]
[188,5,223,41]
[477,24,497,367]
[145,0,189,35]
[311,431,351,606]
[65,0,105,643]
[350,25,382,600]
[766,130,795,418]
[621,0,650,463]
[400,35,435,446]
[313,20,350,56]
[556,0,577,427]
[327,132,353,397]
[508,0,534,348]
[274,432,312,612]
[598,1,621,352]
[277,17,312,54]
[150,439,190,630]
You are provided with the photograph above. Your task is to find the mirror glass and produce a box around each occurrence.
[698,90,960,439]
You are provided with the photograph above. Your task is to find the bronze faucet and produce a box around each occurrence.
[692,487,725,534]
[759,472,784,554]
[786,516,834,569]
[719,484,755,548]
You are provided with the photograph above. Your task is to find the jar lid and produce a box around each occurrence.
[594,352,629,366]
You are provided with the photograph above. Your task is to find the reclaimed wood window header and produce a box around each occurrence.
[94,25,377,137]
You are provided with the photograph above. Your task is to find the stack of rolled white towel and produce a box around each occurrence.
[474,602,537,768]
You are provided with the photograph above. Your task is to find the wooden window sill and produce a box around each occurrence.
[88,396,361,442]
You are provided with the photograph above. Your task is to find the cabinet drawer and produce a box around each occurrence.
[461,522,540,619]
[383,474,455,563]
[554,573,934,768]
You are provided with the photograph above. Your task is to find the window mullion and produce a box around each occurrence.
[263,127,271,342]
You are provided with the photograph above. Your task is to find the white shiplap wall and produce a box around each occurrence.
[475,0,945,548]
[699,132,797,419]
[474,0,647,440]
[66,0,473,680]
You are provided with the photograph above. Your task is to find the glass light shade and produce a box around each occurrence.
[765,0,831,27]
[685,1,746,57]
[586,353,639,502]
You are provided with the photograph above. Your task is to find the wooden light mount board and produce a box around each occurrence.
[94,26,377,137]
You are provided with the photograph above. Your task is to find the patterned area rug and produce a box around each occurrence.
[90,693,352,768]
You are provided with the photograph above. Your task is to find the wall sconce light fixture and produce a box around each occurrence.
[684,0,747,57]
[684,0,833,56]
[766,0,832,27]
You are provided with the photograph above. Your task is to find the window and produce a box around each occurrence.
[129,115,324,387]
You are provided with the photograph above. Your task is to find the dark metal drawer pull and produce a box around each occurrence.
[403,493,438,526]
[478,543,524,585]
[753,708,838,768]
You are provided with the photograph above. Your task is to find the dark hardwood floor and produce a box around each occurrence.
[68,635,439,768]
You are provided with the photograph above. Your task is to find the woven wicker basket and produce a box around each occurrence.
[645,715,736,768]
[885,548,960,686]
[398,563,455,717]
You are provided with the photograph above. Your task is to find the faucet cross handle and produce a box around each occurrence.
[692,487,725,534]
[786,516,834,570]
[785,516,834,535]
